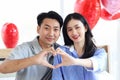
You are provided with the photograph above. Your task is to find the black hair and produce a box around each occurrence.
[62,13,97,58]
[37,11,63,29]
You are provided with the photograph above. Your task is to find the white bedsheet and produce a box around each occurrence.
[96,71,113,80]
[0,77,15,80]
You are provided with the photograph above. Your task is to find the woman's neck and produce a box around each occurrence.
[74,41,85,57]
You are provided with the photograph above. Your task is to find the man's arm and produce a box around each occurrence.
[0,47,56,74]
[0,56,36,73]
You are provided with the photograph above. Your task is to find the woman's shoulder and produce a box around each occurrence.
[94,48,107,56]
[96,48,106,52]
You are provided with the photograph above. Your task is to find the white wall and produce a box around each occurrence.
[0,0,120,80]
[0,0,63,48]
[117,21,120,80]
[92,18,119,80]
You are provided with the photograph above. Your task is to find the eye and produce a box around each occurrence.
[45,26,49,30]
[67,28,72,32]
[75,26,80,29]
[67,27,72,32]
[54,28,59,31]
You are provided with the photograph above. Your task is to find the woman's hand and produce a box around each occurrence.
[55,48,76,68]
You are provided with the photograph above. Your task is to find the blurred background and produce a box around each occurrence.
[0,0,120,80]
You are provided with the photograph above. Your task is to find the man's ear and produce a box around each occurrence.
[37,26,40,33]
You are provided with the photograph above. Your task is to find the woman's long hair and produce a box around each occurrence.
[62,13,97,58]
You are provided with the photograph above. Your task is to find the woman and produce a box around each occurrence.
[52,13,107,80]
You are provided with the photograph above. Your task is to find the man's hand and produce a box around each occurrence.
[33,47,56,69]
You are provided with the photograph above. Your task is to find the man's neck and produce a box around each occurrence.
[39,41,52,49]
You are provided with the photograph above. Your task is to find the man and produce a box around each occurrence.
[0,11,63,80]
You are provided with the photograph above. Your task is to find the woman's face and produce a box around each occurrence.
[66,19,87,43]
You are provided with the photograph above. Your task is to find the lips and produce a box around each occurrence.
[72,35,79,40]
[46,37,54,42]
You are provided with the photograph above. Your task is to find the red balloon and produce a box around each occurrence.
[101,0,120,15]
[101,8,120,20]
[1,23,19,48]
[74,0,101,29]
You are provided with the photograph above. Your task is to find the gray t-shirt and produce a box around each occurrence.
[7,36,58,80]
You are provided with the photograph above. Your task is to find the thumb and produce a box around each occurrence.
[48,64,55,69]
[54,63,63,68]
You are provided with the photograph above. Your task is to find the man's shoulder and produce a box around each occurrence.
[15,37,36,49]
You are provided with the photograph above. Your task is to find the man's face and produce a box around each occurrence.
[37,18,61,47]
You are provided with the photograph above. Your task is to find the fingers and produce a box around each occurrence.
[47,63,55,69]
[43,47,56,56]
[40,47,70,69]
[50,47,56,56]
[56,48,65,55]
[55,63,63,68]
[42,47,65,56]
[42,61,55,69]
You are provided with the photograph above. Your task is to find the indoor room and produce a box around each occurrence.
[0,0,120,80]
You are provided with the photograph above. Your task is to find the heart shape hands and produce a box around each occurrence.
[34,47,76,69]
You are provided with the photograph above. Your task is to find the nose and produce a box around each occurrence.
[49,29,54,36]
[72,29,77,35]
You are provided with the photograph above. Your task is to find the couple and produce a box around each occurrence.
[0,11,107,80]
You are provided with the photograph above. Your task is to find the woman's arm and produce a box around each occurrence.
[55,48,93,68]
[55,48,107,71]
